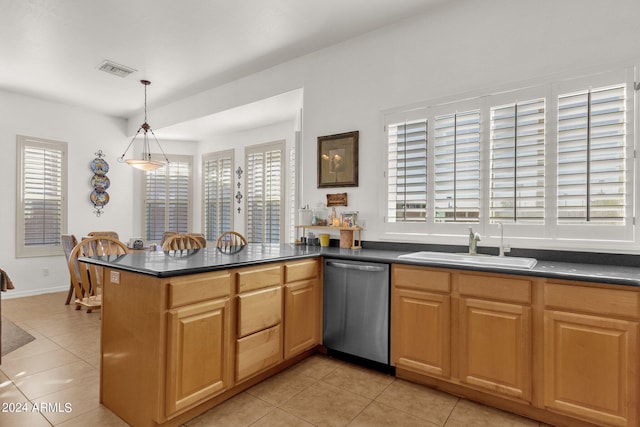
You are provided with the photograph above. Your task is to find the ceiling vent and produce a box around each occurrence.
[97,60,137,78]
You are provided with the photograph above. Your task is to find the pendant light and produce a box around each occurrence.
[118,79,169,171]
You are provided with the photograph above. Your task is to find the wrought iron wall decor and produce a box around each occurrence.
[90,150,110,216]
[236,166,243,213]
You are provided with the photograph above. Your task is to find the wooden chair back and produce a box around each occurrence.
[87,231,120,240]
[188,233,207,248]
[62,234,79,305]
[216,231,247,253]
[162,234,205,251]
[68,236,129,312]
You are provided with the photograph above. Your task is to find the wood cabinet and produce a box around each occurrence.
[165,271,234,417]
[392,263,640,427]
[166,298,232,415]
[283,259,321,359]
[234,264,283,383]
[543,282,639,427]
[391,265,451,378]
[457,273,532,403]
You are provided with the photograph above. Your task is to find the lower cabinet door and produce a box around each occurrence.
[391,287,451,378]
[458,298,532,402]
[166,297,233,417]
[544,310,638,427]
[284,279,319,359]
[236,324,282,382]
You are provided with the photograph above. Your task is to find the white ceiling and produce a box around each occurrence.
[0,0,445,139]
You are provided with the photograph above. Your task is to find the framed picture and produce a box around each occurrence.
[317,131,358,188]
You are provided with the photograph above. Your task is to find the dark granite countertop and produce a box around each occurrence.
[80,244,640,287]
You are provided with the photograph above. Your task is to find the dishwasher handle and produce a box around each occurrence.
[326,261,386,272]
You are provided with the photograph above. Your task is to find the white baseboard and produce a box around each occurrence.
[2,285,68,299]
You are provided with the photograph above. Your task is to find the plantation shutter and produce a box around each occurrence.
[557,84,626,224]
[246,141,284,244]
[203,151,233,240]
[144,156,192,241]
[490,98,545,223]
[434,110,481,222]
[387,118,427,222]
[17,136,67,256]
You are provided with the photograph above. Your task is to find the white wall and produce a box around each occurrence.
[0,90,134,297]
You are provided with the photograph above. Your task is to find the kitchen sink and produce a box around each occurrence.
[397,251,537,270]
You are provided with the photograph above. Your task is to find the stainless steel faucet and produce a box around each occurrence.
[498,222,505,257]
[468,227,481,255]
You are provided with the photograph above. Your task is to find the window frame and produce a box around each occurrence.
[140,154,193,242]
[245,140,285,244]
[202,150,234,241]
[16,135,68,257]
[383,67,636,249]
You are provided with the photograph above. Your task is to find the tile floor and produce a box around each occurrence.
[0,291,552,426]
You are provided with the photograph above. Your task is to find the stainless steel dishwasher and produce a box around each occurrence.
[323,259,389,365]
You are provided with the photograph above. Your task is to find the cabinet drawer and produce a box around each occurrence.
[237,286,282,337]
[168,272,231,308]
[545,282,640,319]
[392,264,451,293]
[458,273,531,304]
[236,265,282,293]
[285,259,318,283]
[236,325,282,382]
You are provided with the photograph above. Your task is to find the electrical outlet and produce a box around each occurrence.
[43,268,49,277]
[110,271,120,284]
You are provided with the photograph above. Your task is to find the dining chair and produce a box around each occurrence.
[87,230,120,240]
[62,234,80,305]
[68,235,129,313]
[215,231,247,253]
[162,234,205,251]
[187,233,207,248]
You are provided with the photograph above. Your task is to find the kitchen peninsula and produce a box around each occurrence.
[82,244,640,427]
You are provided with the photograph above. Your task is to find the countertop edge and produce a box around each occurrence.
[80,246,640,287]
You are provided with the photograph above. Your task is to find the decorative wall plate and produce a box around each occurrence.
[90,173,111,191]
[90,190,110,207]
[90,157,110,174]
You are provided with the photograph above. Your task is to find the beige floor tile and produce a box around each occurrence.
[1,348,81,380]
[281,381,371,427]
[55,405,129,426]
[444,399,539,427]
[0,406,52,427]
[247,367,317,406]
[186,392,274,426]
[375,379,458,425]
[13,359,99,400]
[320,362,394,399]
[32,376,101,425]
[252,408,314,427]
[288,354,342,380]
[1,336,61,362]
[349,401,440,427]
[0,374,28,402]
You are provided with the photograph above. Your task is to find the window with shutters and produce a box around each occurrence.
[16,135,67,257]
[490,98,545,224]
[246,141,284,244]
[202,150,233,241]
[384,67,635,247]
[557,84,626,224]
[142,155,192,242]
[434,109,481,223]
[386,116,427,222]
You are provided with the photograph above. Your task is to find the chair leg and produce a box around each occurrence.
[65,280,74,305]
